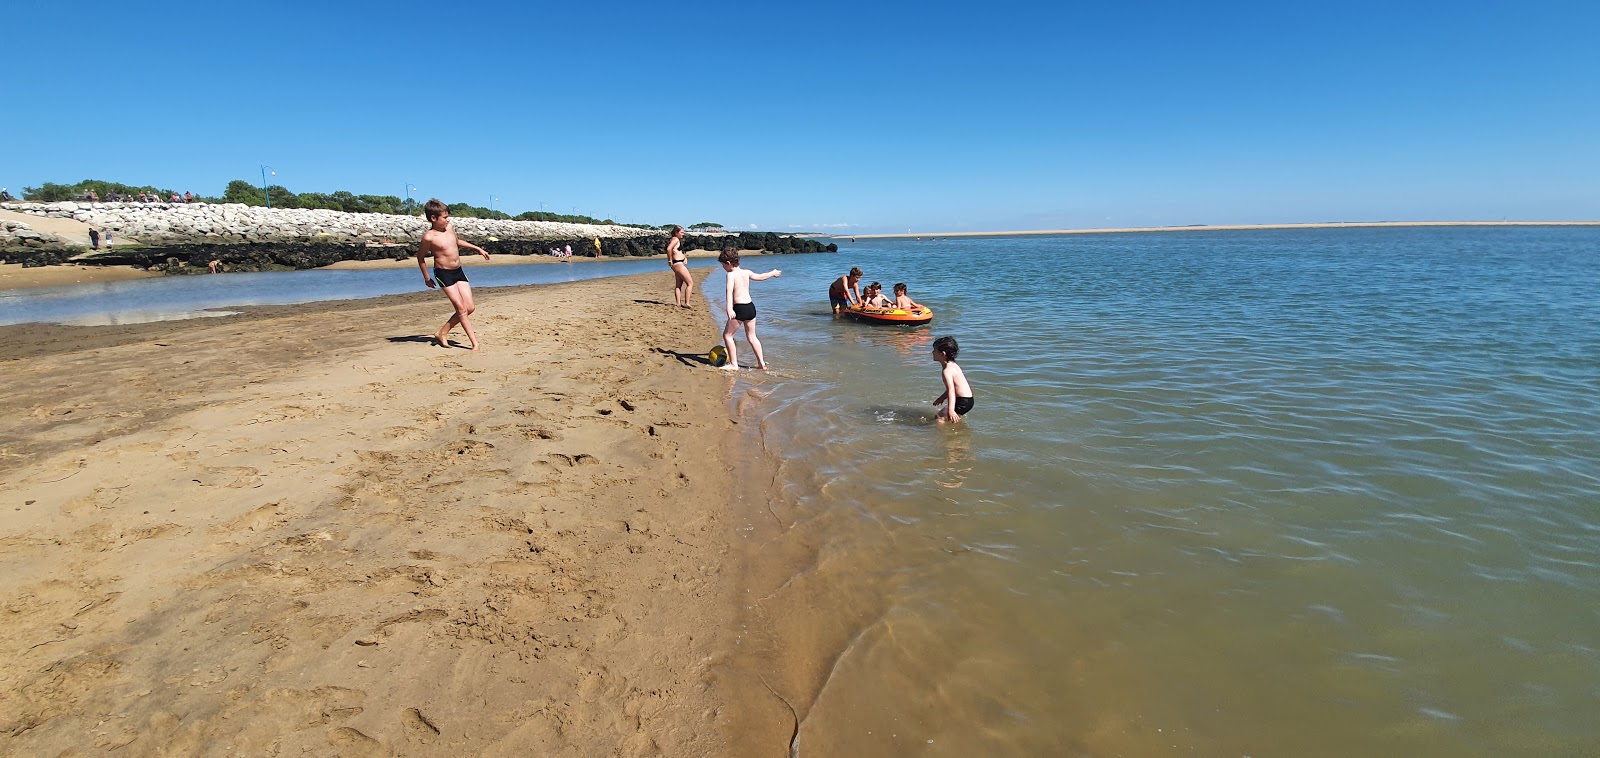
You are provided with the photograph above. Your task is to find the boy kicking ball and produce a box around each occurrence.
[718,247,781,370]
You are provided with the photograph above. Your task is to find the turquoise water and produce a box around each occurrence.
[708,228,1600,756]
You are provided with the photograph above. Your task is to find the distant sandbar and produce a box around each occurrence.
[845,221,1600,240]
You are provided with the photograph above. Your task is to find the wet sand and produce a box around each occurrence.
[0,271,788,755]
[0,262,159,290]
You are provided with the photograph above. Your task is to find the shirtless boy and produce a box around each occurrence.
[931,335,974,423]
[829,267,863,313]
[892,283,924,312]
[719,247,782,370]
[416,198,491,350]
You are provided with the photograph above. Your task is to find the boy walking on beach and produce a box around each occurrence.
[719,247,781,370]
[417,198,491,350]
[931,336,974,423]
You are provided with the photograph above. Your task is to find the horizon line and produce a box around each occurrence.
[838,221,1600,240]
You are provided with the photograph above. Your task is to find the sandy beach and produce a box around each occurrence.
[0,262,160,290]
[0,271,781,755]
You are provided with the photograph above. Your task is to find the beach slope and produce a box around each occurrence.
[0,272,746,755]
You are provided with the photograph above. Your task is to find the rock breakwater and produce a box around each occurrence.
[0,202,835,270]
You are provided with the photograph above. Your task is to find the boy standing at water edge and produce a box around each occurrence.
[931,336,974,423]
[417,198,491,351]
[719,247,781,370]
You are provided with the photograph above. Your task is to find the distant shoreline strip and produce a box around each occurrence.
[843,221,1600,240]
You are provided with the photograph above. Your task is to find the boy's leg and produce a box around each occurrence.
[745,320,766,369]
[720,317,740,371]
[441,282,481,350]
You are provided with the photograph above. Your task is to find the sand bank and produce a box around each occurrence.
[320,248,764,272]
[847,220,1600,239]
[0,271,782,755]
[0,261,159,290]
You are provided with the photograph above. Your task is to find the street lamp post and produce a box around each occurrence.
[491,195,499,218]
[259,165,276,209]
[405,183,418,215]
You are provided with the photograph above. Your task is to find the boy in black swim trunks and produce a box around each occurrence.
[931,335,974,423]
[417,198,492,351]
[718,246,781,370]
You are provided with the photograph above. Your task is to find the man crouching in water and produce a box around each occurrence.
[417,198,491,350]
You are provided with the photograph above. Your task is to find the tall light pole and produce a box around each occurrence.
[405,183,418,215]
[259,165,276,209]
[490,195,499,218]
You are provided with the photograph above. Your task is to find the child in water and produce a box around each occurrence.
[862,282,892,308]
[892,283,924,311]
[931,335,973,423]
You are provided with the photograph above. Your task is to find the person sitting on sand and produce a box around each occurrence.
[416,198,492,351]
[829,267,863,313]
[862,282,892,308]
[892,283,924,311]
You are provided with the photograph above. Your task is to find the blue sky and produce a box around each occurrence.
[4,0,1596,233]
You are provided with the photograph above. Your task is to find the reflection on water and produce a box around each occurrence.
[721,227,1600,756]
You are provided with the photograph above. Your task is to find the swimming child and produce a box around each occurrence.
[829,267,863,313]
[416,198,492,350]
[931,335,973,423]
[892,283,924,311]
[719,247,782,370]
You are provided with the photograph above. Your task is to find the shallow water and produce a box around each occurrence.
[0,257,720,326]
[711,228,1600,756]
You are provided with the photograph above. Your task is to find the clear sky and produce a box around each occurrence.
[4,0,1597,233]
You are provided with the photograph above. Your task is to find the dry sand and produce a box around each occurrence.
[0,271,790,755]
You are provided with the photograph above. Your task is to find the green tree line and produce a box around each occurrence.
[21,178,729,232]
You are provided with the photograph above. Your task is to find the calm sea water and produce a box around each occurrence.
[707,228,1600,757]
[0,257,721,326]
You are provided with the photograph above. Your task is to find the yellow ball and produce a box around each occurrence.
[708,345,729,367]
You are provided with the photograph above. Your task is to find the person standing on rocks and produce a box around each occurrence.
[417,198,491,351]
[665,225,693,308]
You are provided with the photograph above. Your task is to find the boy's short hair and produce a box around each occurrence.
[933,336,959,360]
[893,283,907,293]
[718,247,739,265]
[849,267,863,278]
[423,198,448,220]
[868,281,881,291]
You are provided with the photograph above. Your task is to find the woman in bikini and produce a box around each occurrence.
[666,225,693,308]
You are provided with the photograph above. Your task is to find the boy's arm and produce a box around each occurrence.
[932,388,948,405]
[724,274,736,318]
[416,238,435,288]
[458,238,492,259]
[750,269,782,281]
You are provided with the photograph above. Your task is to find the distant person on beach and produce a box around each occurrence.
[184,192,193,203]
[718,246,781,371]
[829,267,863,313]
[892,283,924,312]
[416,198,491,351]
[88,228,100,250]
[0,188,11,202]
[665,225,694,308]
[931,335,973,424]
[208,259,221,274]
[171,192,182,203]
